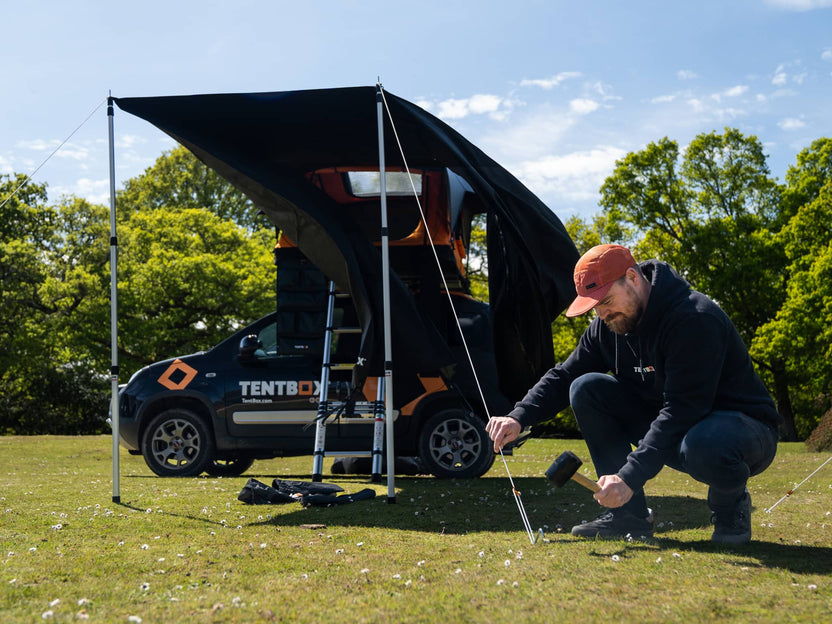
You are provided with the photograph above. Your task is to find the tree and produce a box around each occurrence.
[0,179,112,434]
[118,146,263,230]
[781,137,832,219]
[599,128,798,438]
[117,207,275,373]
[465,213,489,300]
[752,138,832,438]
[0,146,278,433]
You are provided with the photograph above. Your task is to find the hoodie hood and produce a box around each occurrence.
[632,260,692,337]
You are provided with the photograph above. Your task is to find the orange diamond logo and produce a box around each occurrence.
[157,358,198,390]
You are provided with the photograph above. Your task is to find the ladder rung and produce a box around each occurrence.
[324,451,373,457]
[327,363,355,370]
[331,327,361,334]
[326,401,377,413]
[323,416,377,423]
[334,292,351,299]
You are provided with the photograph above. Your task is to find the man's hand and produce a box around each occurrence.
[593,474,634,508]
[485,417,522,453]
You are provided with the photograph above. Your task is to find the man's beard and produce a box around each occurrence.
[602,305,644,335]
[603,314,638,335]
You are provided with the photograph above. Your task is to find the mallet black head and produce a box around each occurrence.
[545,450,583,488]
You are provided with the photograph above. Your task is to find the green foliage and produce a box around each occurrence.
[0,147,276,434]
[0,362,108,435]
[117,207,274,373]
[600,137,694,247]
[465,213,488,300]
[752,139,832,435]
[752,183,832,437]
[118,145,263,230]
[805,407,832,452]
[783,137,832,219]
[0,177,111,434]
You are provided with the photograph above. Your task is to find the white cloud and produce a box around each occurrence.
[0,155,12,175]
[479,108,577,161]
[711,107,747,121]
[687,98,705,113]
[709,85,749,105]
[436,98,470,119]
[677,70,698,80]
[770,87,798,98]
[722,85,749,97]
[519,72,582,90]
[569,98,599,115]
[763,0,832,10]
[467,94,504,115]
[510,146,628,207]
[651,94,677,104]
[587,81,621,101]
[55,144,90,161]
[778,117,807,130]
[678,94,746,123]
[823,48,832,61]
[420,94,516,121]
[15,138,90,161]
[16,139,56,151]
[771,61,807,86]
[51,177,111,205]
[116,134,146,149]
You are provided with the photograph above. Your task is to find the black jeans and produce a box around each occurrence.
[569,372,779,517]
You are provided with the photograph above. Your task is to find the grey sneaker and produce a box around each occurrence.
[571,508,654,539]
[711,489,752,545]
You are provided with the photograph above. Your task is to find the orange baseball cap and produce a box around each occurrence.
[565,244,637,317]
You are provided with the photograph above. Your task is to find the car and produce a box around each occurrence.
[117,288,505,480]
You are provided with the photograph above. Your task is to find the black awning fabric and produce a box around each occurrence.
[114,86,579,402]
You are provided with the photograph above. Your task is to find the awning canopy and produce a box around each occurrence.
[114,86,579,401]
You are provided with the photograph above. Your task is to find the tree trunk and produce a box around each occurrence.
[771,359,798,441]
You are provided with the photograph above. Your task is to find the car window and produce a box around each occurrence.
[256,322,279,358]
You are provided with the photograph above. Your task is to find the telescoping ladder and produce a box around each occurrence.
[311,281,386,482]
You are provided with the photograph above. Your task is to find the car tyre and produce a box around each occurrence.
[141,408,215,477]
[204,457,256,477]
[418,408,495,479]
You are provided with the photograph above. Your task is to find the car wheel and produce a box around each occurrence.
[418,408,495,479]
[204,457,255,477]
[141,408,215,477]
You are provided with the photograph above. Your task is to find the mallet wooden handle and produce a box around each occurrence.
[571,472,600,492]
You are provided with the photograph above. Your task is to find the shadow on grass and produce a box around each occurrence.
[116,499,228,528]
[238,475,832,576]
[653,537,832,575]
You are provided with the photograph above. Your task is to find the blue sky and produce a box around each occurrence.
[2,0,831,221]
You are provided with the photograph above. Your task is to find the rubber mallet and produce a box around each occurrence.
[545,450,600,492]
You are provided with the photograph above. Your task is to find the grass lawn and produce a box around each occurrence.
[0,436,830,623]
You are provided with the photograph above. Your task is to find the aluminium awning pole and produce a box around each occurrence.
[376,83,396,503]
[107,95,121,503]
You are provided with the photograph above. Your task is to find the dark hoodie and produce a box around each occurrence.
[507,260,781,492]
